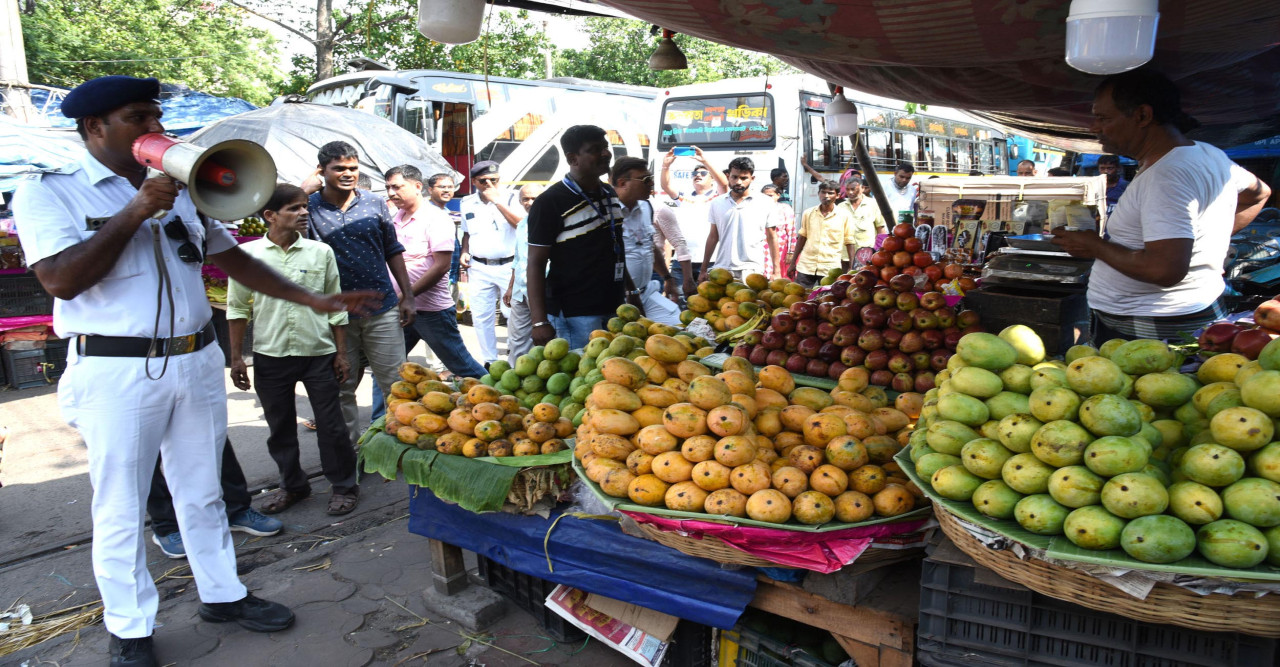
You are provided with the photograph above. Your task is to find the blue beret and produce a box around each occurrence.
[470,160,500,178]
[61,76,161,120]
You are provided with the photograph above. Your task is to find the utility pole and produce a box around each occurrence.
[0,0,37,122]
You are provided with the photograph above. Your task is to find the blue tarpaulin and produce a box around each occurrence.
[407,487,757,629]
[28,85,256,136]
[1227,136,1280,160]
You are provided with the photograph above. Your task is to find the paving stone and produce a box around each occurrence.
[348,629,401,649]
[188,630,281,665]
[268,635,375,667]
[357,583,386,600]
[255,572,357,606]
[339,595,382,615]
[154,622,220,661]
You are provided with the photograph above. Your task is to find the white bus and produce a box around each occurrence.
[307,70,658,188]
[655,75,1009,215]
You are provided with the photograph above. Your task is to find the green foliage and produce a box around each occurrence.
[554,18,797,87]
[20,0,282,105]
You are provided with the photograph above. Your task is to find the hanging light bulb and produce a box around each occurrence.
[825,87,858,136]
[417,0,485,44]
[1065,0,1159,75]
[649,29,688,71]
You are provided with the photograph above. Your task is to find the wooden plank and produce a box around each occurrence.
[749,578,912,651]
[834,634,881,667]
[427,538,468,596]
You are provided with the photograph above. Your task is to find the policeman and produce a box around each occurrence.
[12,76,380,666]
[458,160,521,366]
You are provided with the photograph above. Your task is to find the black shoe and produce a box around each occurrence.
[198,593,295,632]
[109,634,157,667]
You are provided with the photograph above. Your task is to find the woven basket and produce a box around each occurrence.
[635,521,925,569]
[935,504,1280,638]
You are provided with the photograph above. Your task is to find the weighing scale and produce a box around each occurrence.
[980,234,1092,289]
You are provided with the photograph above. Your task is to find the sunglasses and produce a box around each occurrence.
[164,217,203,264]
[692,170,710,177]
[475,177,499,185]
[623,176,654,184]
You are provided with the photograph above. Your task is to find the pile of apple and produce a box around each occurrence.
[1198,299,1280,360]
[865,223,976,294]
[731,268,983,390]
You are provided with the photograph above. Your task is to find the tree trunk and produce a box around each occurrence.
[315,0,334,81]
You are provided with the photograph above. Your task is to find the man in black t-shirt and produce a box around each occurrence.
[527,125,626,349]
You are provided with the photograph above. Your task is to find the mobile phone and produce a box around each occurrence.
[673,146,696,157]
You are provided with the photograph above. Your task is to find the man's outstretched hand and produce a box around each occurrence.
[312,290,385,317]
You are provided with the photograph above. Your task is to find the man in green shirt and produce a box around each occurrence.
[228,184,360,517]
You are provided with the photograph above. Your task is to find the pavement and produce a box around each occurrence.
[0,321,626,666]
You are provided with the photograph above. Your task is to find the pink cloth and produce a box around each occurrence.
[392,203,455,312]
[0,315,53,332]
[623,511,928,573]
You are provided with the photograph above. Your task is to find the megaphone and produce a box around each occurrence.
[132,133,277,221]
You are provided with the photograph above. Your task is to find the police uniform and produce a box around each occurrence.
[459,161,518,364]
[12,81,246,641]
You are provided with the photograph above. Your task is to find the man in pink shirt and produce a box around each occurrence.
[384,165,487,378]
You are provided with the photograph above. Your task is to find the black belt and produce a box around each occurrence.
[473,256,514,266]
[77,322,217,358]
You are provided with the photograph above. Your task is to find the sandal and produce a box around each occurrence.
[301,419,317,431]
[260,489,309,515]
[326,491,359,516]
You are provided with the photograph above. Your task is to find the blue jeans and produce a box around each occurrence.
[408,309,489,378]
[550,313,608,351]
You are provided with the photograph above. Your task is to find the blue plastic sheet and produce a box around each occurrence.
[408,487,757,629]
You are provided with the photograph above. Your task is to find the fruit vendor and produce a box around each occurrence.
[790,180,857,288]
[10,75,380,666]
[1051,68,1271,343]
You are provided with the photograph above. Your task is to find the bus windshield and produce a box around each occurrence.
[658,94,774,149]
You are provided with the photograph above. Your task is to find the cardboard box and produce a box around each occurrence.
[916,175,1107,237]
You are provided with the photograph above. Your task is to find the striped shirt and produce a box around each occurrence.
[526,181,625,317]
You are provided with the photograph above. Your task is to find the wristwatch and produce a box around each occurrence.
[532,322,551,328]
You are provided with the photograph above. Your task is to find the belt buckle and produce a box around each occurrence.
[169,334,195,355]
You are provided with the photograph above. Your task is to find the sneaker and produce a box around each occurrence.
[151,532,186,559]
[199,593,295,632]
[109,634,158,667]
[228,508,283,537]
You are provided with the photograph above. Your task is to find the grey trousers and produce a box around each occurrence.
[340,308,407,444]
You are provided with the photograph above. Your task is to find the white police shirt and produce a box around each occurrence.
[12,152,236,339]
[459,191,518,260]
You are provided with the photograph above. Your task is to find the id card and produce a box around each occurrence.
[614,262,624,281]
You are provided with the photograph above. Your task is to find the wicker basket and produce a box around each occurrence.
[634,520,923,569]
[935,504,1280,638]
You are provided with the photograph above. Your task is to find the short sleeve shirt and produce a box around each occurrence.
[392,202,456,312]
[527,181,624,318]
[459,191,518,259]
[843,196,888,250]
[307,189,404,318]
[708,193,779,274]
[12,152,235,338]
[796,204,856,275]
[1088,142,1250,316]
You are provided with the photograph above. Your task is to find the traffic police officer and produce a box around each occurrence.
[12,76,379,666]
[458,160,521,365]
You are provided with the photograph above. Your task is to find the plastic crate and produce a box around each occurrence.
[660,619,714,667]
[720,627,841,667]
[917,557,1277,667]
[42,338,68,381]
[4,348,48,389]
[0,273,53,317]
[476,554,586,643]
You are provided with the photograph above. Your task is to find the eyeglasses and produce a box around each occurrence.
[475,177,499,185]
[623,176,654,185]
[164,217,203,264]
[692,170,710,177]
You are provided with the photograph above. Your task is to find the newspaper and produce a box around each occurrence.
[545,585,670,667]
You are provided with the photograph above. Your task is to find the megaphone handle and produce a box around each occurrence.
[146,167,172,220]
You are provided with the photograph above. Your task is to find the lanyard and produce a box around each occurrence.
[561,176,624,265]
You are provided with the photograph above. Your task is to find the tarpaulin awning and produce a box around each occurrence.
[595,0,1280,148]
[28,85,256,136]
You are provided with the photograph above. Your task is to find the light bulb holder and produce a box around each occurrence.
[649,30,688,71]
[825,89,858,136]
[1065,0,1159,75]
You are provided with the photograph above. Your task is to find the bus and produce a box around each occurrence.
[1006,135,1075,176]
[655,75,1010,214]
[307,70,658,189]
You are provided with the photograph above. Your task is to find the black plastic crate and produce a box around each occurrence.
[660,618,714,667]
[4,348,48,389]
[42,338,68,381]
[918,557,1277,667]
[476,554,586,643]
[0,273,53,317]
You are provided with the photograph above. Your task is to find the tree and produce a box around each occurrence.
[554,18,796,87]
[20,0,281,105]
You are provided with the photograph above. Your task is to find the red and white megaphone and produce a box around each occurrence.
[132,133,277,221]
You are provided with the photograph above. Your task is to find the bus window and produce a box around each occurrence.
[951,140,973,172]
[893,133,919,168]
[524,145,562,183]
[397,95,436,145]
[358,84,394,120]
[864,129,891,170]
[658,94,775,149]
[923,137,948,172]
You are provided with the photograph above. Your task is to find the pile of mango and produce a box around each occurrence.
[384,362,573,456]
[912,327,1280,569]
[680,269,808,333]
[576,353,925,527]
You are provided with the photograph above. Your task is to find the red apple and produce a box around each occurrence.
[899,331,925,354]
[887,309,913,333]
[943,328,963,349]
[919,291,947,311]
[819,342,842,362]
[888,352,913,374]
[870,251,892,268]
[924,264,944,282]
[904,237,923,253]
[817,293,838,305]
[903,265,922,276]
[817,302,836,321]
[921,329,945,350]
[911,350,932,370]
[827,361,849,380]
[957,310,981,329]
[771,312,796,334]
[853,270,879,289]
[796,318,818,337]
[817,321,837,341]
[961,325,985,335]
[934,307,957,328]
[829,305,854,326]
[872,288,897,309]
[883,328,904,350]
[897,291,920,312]
[879,266,899,282]
[847,287,872,306]
[784,332,802,353]
[742,330,763,346]
[791,301,817,320]
[761,330,784,350]
[915,371,937,392]
[891,372,914,393]
[733,343,751,358]
[889,273,915,293]
[798,336,823,358]
[1200,322,1244,353]
[841,345,867,367]
[1232,328,1276,359]
[1256,300,1280,331]
[860,304,887,329]
[865,349,890,371]
[830,281,851,300]
[892,251,913,268]
[893,222,914,238]
[833,324,861,347]
[913,251,933,268]
[881,236,903,253]
[858,329,885,351]
[930,349,952,371]
[870,369,894,387]
[748,345,770,366]
[806,358,830,378]
[785,353,809,373]
[912,309,939,330]
[766,349,789,367]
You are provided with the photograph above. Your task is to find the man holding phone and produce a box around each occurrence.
[659,146,726,290]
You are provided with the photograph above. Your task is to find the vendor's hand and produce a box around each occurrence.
[312,290,384,317]
[398,296,415,328]
[230,358,251,391]
[682,277,697,297]
[697,268,709,284]
[531,322,555,346]
[333,352,350,384]
[126,176,178,222]
[662,276,680,301]
[1049,227,1104,260]
[662,149,676,170]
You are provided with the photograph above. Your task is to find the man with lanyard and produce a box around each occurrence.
[658,146,727,289]
[527,125,634,349]
[1052,68,1271,343]
[504,184,545,365]
[12,76,380,666]
[1097,154,1129,216]
[611,157,682,325]
[459,160,521,367]
[700,157,781,282]
[388,166,488,378]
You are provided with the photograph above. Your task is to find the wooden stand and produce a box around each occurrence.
[749,564,919,667]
